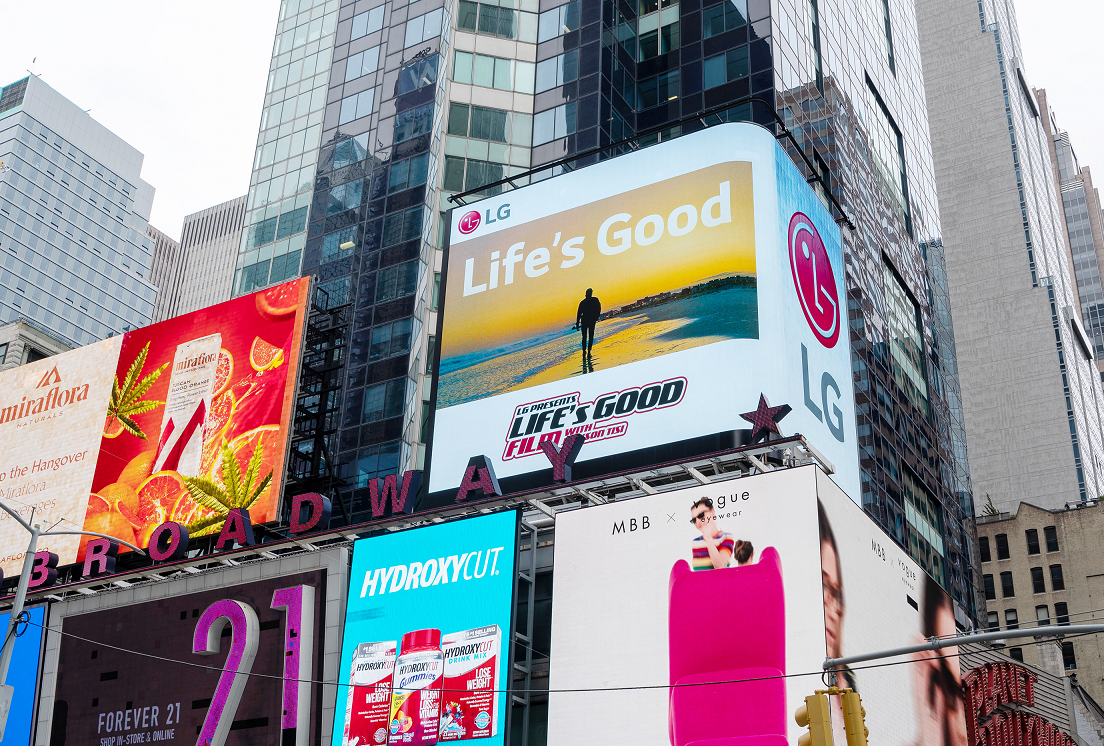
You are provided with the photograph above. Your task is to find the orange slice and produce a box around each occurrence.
[128,471,186,529]
[213,349,234,397]
[97,482,139,515]
[103,414,126,439]
[85,493,110,516]
[255,280,301,321]
[249,337,284,372]
[204,391,235,445]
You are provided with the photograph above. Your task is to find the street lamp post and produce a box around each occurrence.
[0,501,144,739]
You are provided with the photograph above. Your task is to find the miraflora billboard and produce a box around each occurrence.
[547,465,968,746]
[0,278,309,575]
[333,511,517,746]
[430,122,858,500]
[50,570,327,746]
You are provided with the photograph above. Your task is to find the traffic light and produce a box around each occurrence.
[795,693,834,746]
[840,690,869,746]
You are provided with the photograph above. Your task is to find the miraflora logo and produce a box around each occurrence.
[458,211,481,234]
[37,367,61,388]
[788,212,840,348]
[1,367,90,425]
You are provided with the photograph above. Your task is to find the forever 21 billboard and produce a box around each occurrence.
[49,571,327,746]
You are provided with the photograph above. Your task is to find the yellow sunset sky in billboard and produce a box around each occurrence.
[442,161,755,358]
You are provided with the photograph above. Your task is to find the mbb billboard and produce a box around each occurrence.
[429,122,858,500]
[0,278,309,576]
[333,511,517,746]
[547,465,967,746]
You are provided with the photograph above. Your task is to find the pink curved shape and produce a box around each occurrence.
[668,548,786,746]
[193,599,260,746]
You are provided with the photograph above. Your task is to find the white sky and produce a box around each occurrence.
[0,1,1099,244]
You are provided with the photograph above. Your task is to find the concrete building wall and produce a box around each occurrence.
[917,0,1104,513]
[0,319,70,371]
[146,224,180,323]
[175,195,247,316]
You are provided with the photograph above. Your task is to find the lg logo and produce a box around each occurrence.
[457,203,512,235]
[788,212,839,348]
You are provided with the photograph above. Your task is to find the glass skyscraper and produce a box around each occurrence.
[237,0,976,623]
[0,76,158,347]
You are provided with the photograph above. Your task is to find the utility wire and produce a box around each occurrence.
[18,618,1104,697]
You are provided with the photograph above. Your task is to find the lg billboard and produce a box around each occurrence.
[547,465,967,746]
[429,122,858,501]
[0,278,309,576]
[333,511,517,746]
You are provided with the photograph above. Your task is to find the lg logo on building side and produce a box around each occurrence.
[789,212,846,443]
[788,212,839,348]
[457,204,512,235]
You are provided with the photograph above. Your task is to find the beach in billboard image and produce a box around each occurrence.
[78,278,309,557]
[438,162,758,408]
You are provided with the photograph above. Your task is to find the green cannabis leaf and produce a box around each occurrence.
[105,342,168,440]
[182,442,273,537]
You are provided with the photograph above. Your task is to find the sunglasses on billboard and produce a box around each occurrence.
[690,499,713,523]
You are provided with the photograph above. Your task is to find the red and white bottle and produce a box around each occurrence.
[388,629,445,745]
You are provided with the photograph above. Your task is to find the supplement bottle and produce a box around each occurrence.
[346,641,397,746]
[388,629,444,745]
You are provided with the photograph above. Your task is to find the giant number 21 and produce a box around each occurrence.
[192,585,316,746]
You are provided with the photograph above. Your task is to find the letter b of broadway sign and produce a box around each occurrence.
[49,571,328,746]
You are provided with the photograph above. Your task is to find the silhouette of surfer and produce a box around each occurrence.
[575,288,601,356]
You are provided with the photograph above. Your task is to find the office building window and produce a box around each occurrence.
[346,46,381,82]
[1044,526,1059,552]
[331,134,370,170]
[538,1,580,42]
[883,259,930,417]
[370,318,414,362]
[1035,605,1049,626]
[393,105,435,145]
[987,611,999,629]
[454,52,534,93]
[339,90,375,126]
[533,102,577,146]
[535,50,579,93]
[1055,602,1069,625]
[355,441,400,488]
[0,343,6,365]
[1025,529,1039,555]
[327,179,363,215]
[388,153,430,193]
[995,533,1010,560]
[1062,642,1076,670]
[376,260,420,303]
[459,1,537,42]
[703,47,749,89]
[864,78,912,235]
[805,0,823,92]
[382,208,424,248]
[447,103,531,145]
[1005,609,1019,630]
[321,226,358,265]
[404,9,444,48]
[276,206,307,239]
[983,574,995,600]
[702,0,747,36]
[317,276,352,306]
[351,6,385,41]
[1009,648,1023,662]
[362,378,407,423]
[399,55,440,95]
[637,70,680,109]
[636,10,680,62]
[1031,567,1045,594]
[442,156,509,196]
[1050,565,1065,591]
[1000,571,1014,598]
[979,536,991,562]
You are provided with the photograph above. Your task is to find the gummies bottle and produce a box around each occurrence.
[388,629,444,745]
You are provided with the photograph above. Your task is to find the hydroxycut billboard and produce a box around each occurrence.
[547,465,968,746]
[0,278,310,576]
[333,511,517,746]
[429,122,858,500]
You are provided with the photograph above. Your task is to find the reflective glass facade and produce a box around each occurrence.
[0,77,157,347]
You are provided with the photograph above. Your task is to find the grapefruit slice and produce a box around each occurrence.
[103,414,126,439]
[249,337,285,372]
[255,280,301,321]
[204,391,235,445]
[85,493,110,516]
[213,349,234,397]
[125,471,186,529]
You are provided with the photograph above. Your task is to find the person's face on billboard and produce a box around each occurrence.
[690,502,716,536]
[821,539,844,659]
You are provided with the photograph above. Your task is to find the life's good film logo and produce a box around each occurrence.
[503,377,686,460]
[788,212,840,348]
